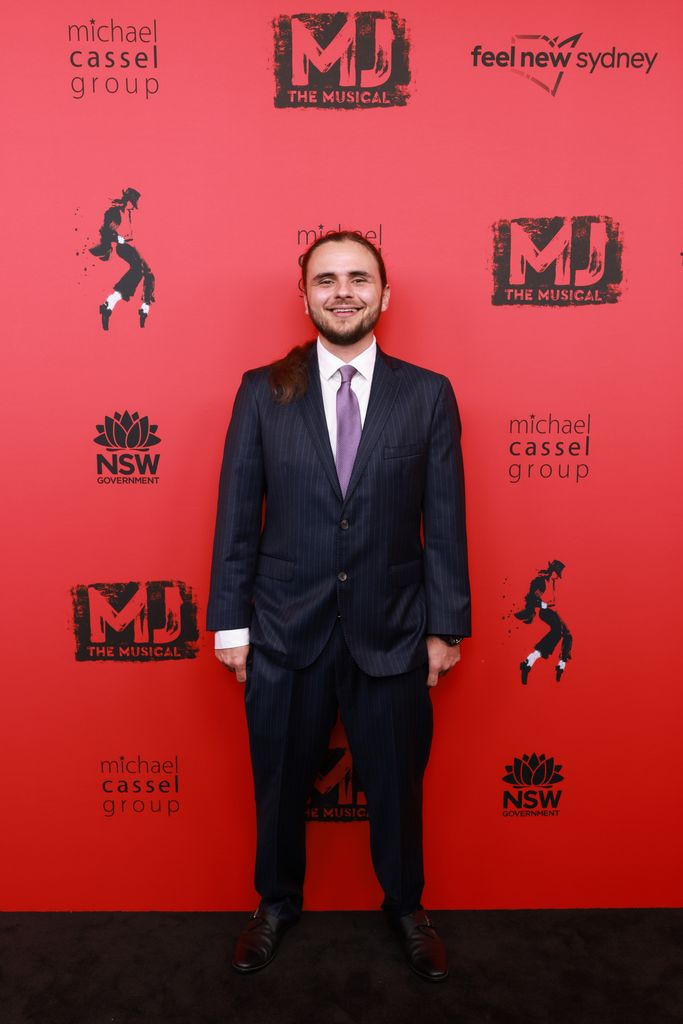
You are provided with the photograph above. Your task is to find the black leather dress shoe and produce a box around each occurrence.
[520,660,531,685]
[99,303,111,331]
[139,309,147,328]
[232,907,294,974]
[393,909,449,981]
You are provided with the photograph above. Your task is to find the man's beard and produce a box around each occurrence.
[308,303,382,347]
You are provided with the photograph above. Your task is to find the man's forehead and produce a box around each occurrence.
[307,240,379,274]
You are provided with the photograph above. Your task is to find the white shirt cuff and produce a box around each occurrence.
[214,628,250,649]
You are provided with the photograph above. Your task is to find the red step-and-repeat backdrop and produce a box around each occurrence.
[2,0,682,910]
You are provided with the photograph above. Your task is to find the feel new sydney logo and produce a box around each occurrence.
[470,32,658,96]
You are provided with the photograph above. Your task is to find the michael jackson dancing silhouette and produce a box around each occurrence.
[514,559,573,684]
[89,187,155,330]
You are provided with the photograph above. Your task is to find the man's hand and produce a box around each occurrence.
[426,636,461,688]
[215,644,250,682]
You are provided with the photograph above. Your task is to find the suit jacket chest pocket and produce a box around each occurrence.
[383,443,427,460]
[382,444,428,494]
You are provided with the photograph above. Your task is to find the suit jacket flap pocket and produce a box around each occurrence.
[384,443,427,459]
[389,558,424,587]
[256,554,295,581]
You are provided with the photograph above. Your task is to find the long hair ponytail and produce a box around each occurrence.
[268,340,315,404]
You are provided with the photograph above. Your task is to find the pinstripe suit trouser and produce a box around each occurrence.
[243,620,433,922]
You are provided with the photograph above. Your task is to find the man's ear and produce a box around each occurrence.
[381,284,391,312]
[302,289,309,314]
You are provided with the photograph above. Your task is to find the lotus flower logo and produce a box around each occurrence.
[94,411,161,451]
[502,753,564,788]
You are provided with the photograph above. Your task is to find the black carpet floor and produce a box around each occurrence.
[2,909,682,1024]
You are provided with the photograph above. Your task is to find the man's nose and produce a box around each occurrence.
[334,277,354,298]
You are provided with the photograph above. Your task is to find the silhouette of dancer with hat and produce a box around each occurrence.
[515,560,572,684]
[90,187,155,330]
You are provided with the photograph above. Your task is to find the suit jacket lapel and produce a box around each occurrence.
[344,345,401,504]
[297,344,343,501]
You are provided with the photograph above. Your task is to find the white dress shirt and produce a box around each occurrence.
[215,337,377,649]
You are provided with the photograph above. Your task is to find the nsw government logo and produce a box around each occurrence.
[273,12,410,108]
[502,753,564,817]
[72,581,199,661]
[94,410,161,485]
[492,216,623,305]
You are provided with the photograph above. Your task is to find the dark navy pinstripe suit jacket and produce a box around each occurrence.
[207,344,471,676]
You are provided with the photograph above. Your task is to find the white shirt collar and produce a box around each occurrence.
[316,336,377,381]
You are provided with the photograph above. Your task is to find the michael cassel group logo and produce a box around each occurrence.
[67,17,160,100]
[502,752,564,817]
[273,12,410,107]
[72,581,198,661]
[100,753,181,818]
[506,413,591,485]
[94,410,161,484]
[470,32,658,96]
[492,216,623,305]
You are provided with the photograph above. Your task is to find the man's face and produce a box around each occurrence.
[303,240,390,347]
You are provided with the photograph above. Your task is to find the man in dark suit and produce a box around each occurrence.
[207,232,471,981]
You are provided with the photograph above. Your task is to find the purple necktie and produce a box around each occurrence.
[336,365,361,498]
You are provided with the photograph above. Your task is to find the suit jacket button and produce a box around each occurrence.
[337,571,348,582]
[340,519,349,530]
